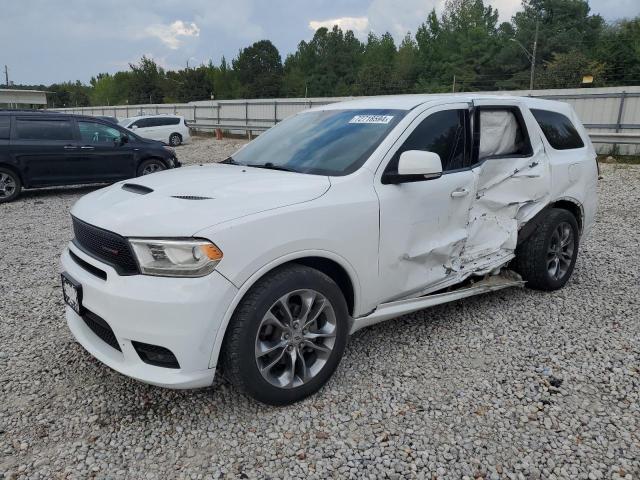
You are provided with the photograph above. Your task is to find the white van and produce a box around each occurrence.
[119,115,190,146]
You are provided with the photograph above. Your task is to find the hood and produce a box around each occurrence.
[71,164,331,237]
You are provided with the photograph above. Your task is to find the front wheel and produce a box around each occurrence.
[137,159,166,176]
[514,208,580,291]
[221,265,349,405]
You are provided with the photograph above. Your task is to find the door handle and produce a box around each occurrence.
[450,188,470,198]
[80,146,95,150]
[63,145,78,150]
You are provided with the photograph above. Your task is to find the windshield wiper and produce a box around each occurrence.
[221,156,239,165]
[247,162,297,173]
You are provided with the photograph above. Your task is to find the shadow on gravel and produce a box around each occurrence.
[16,184,105,201]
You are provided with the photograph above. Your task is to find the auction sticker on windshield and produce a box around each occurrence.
[349,115,394,124]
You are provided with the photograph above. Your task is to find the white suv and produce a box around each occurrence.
[61,94,598,405]
[118,115,190,146]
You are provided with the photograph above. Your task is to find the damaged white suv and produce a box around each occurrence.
[61,94,597,405]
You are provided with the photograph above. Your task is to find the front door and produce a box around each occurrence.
[375,104,477,302]
[77,120,136,181]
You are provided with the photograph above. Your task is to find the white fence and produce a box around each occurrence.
[51,86,640,154]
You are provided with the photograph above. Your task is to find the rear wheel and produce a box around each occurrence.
[137,159,166,176]
[0,168,22,203]
[221,264,349,405]
[169,133,182,146]
[514,208,579,291]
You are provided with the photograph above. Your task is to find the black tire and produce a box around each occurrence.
[513,208,580,291]
[221,264,349,406]
[169,133,182,146]
[0,167,22,203]
[136,158,166,176]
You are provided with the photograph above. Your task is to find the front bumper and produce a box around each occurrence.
[61,243,238,388]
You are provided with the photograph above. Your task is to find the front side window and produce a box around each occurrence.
[531,109,585,150]
[131,119,150,128]
[386,109,468,174]
[15,118,74,141]
[230,109,406,176]
[78,121,123,143]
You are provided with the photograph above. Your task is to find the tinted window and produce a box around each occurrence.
[16,118,74,141]
[387,109,467,173]
[531,109,585,150]
[0,117,9,139]
[131,118,151,128]
[231,109,405,176]
[78,121,123,143]
[155,117,180,126]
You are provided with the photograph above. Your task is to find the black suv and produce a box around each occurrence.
[0,111,180,203]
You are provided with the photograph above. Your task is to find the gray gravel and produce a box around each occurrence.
[0,141,638,479]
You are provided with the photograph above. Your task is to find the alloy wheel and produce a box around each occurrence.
[142,163,164,175]
[255,289,337,389]
[0,172,16,199]
[547,221,575,280]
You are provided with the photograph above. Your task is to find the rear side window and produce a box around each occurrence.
[531,109,585,150]
[155,117,180,126]
[0,117,9,139]
[388,109,468,173]
[476,108,531,160]
[16,118,74,141]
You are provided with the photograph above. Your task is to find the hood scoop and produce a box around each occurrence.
[171,195,214,200]
[122,183,153,195]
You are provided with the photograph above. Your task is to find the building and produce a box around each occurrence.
[0,89,47,108]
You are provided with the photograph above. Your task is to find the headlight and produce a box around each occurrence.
[129,239,223,277]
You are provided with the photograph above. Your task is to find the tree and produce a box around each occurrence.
[537,50,606,88]
[232,40,283,98]
[356,32,397,95]
[128,56,166,104]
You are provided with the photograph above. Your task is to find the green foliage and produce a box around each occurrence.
[233,40,283,98]
[16,1,640,105]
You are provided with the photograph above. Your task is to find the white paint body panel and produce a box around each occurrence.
[62,94,598,389]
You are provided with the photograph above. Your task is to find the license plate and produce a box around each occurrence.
[61,272,83,315]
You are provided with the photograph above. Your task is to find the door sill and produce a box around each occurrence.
[350,270,524,334]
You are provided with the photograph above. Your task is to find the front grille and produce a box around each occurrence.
[82,310,121,352]
[72,216,139,275]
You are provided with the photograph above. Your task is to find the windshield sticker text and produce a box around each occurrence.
[349,115,394,125]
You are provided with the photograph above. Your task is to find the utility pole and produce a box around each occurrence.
[530,19,539,90]
[4,65,8,87]
[510,17,539,91]
[452,75,456,93]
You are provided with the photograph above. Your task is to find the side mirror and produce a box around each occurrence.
[383,150,443,184]
[130,125,138,130]
[119,135,129,146]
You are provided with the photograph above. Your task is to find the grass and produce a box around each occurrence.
[597,154,640,165]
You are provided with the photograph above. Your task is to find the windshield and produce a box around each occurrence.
[231,109,406,176]
[118,118,133,127]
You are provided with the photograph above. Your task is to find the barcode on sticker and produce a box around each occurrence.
[349,115,394,124]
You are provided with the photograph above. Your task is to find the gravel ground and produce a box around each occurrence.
[0,139,638,480]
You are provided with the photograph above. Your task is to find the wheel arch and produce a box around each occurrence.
[0,162,25,186]
[517,197,584,246]
[209,250,360,369]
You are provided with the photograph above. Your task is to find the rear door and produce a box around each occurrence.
[462,99,550,267]
[77,120,136,181]
[10,116,82,186]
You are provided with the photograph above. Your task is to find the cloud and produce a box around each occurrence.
[144,20,200,49]
[309,16,370,34]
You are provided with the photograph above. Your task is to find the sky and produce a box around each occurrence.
[1,0,638,85]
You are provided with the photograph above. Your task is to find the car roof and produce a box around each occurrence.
[123,114,182,121]
[312,93,572,115]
